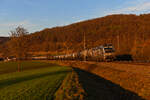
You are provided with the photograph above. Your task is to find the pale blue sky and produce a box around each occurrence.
[0,0,150,36]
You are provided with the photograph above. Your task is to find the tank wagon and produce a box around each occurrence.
[51,43,115,61]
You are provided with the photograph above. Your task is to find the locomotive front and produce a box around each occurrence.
[103,44,115,61]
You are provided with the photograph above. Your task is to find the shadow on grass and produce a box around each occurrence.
[0,63,60,75]
[73,68,145,100]
[0,70,71,89]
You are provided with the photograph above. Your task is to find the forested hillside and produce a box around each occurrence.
[0,37,9,44]
[1,14,150,61]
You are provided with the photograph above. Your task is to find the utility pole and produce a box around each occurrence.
[83,32,86,61]
[117,34,120,52]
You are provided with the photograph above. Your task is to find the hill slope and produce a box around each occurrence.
[2,14,150,61]
[27,14,150,60]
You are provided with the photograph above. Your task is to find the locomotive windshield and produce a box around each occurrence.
[104,48,114,53]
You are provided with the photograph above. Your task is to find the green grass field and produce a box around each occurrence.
[0,61,72,100]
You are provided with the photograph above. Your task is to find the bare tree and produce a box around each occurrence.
[1,42,10,59]
[9,26,29,72]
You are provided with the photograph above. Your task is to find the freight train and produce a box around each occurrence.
[50,44,115,61]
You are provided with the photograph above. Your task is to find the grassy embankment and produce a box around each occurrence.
[0,61,72,100]
[52,61,149,100]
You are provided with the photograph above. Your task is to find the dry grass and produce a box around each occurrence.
[52,61,150,100]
